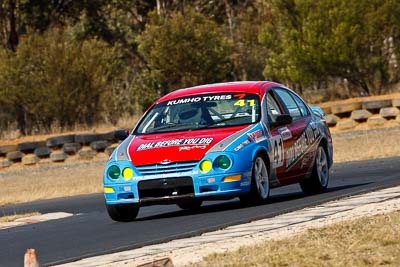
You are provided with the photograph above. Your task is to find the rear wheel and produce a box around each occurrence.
[106,203,140,222]
[300,145,329,194]
[177,199,203,210]
[240,156,270,205]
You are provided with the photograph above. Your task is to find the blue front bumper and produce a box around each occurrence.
[104,169,252,205]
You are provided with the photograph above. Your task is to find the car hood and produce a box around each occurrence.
[128,126,248,166]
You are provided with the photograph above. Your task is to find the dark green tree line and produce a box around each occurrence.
[259,0,400,95]
[0,0,399,135]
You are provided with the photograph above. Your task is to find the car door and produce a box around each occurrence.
[265,90,291,183]
[272,87,313,183]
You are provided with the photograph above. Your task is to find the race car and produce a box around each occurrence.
[103,81,333,221]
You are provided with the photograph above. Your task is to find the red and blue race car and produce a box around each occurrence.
[103,81,333,221]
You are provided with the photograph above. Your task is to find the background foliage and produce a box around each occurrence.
[0,0,399,135]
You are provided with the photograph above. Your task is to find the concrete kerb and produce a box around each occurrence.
[53,186,400,267]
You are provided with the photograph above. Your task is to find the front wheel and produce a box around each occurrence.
[240,156,270,205]
[300,145,329,194]
[106,203,140,222]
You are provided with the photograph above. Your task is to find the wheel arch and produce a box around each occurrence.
[252,147,270,172]
[318,137,332,168]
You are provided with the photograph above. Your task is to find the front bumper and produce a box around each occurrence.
[104,171,252,206]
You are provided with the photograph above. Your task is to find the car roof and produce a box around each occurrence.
[156,81,283,103]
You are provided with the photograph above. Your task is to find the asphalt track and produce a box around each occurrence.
[1,157,400,267]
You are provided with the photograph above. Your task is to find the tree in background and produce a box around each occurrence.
[230,1,271,81]
[151,0,268,81]
[260,0,400,95]
[1,0,400,135]
[0,0,19,51]
[137,8,232,96]
[0,28,123,134]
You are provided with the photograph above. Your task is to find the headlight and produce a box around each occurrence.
[108,165,121,179]
[215,155,231,170]
[122,167,133,180]
[200,160,212,173]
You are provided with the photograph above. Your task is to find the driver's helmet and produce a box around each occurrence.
[177,104,202,124]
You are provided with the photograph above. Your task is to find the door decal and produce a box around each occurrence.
[278,127,292,141]
[271,135,284,168]
[285,126,320,169]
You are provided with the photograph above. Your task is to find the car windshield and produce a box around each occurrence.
[135,92,260,134]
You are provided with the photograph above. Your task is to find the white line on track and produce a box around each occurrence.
[0,212,74,230]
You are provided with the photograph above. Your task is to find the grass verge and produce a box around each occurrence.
[332,127,400,162]
[192,211,400,266]
[0,162,103,206]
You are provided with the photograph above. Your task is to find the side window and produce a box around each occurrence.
[290,92,310,117]
[273,88,302,120]
[266,92,282,123]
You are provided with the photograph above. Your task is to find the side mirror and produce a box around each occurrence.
[270,114,293,127]
[114,129,130,141]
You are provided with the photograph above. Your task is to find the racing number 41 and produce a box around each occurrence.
[234,99,255,107]
[272,136,284,168]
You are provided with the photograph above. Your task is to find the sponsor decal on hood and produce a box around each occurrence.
[136,137,213,151]
[128,126,248,166]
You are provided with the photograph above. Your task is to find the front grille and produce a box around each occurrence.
[138,177,194,199]
[136,161,198,176]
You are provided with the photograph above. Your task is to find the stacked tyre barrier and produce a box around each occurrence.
[0,132,119,169]
[321,97,400,130]
[1,97,400,169]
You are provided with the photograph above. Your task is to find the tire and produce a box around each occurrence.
[63,142,82,155]
[6,151,23,162]
[46,135,75,148]
[34,147,51,158]
[240,155,270,205]
[50,152,68,162]
[300,145,329,194]
[106,203,140,222]
[90,140,109,152]
[18,141,46,153]
[74,134,101,145]
[176,199,203,210]
[0,159,12,168]
[78,149,96,160]
[0,144,18,156]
